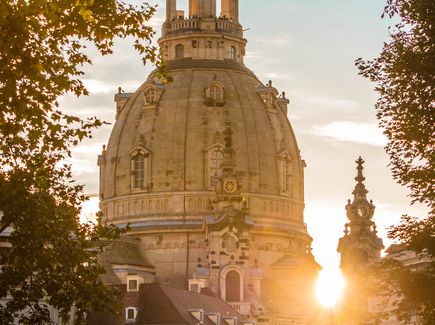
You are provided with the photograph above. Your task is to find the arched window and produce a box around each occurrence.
[229,46,236,60]
[175,44,184,59]
[279,154,292,194]
[282,160,290,192]
[210,149,224,183]
[225,271,240,302]
[132,153,145,189]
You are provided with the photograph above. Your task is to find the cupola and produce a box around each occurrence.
[159,0,246,62]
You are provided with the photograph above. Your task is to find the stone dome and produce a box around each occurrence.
[98,1,318,316]
[100,59,307,238]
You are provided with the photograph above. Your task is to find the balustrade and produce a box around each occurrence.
[168,18,239,35]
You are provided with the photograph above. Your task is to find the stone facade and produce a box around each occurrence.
[99,1,319,323]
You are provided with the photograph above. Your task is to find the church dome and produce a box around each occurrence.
[98,1,317,310]
[100,57,307,234]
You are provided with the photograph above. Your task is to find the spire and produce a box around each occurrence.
[352,156,368,201]
[347,157,374,222]
[355,156,365,183]
[337,158,384,275]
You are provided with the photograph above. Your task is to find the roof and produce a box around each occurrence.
[87,283,247,325]
[163,58,255,76]
[103,238,154,269]
[271,253,321,270]
[140,284,246,325]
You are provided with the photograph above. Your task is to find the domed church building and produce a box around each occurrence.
[97,1,320,324]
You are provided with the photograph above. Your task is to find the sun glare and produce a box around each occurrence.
[316,268,346,308]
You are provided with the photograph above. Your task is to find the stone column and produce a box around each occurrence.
[221,0,238,21]
[189,0,200,17]
[221,0,230,18]
[166,0,177,21]
[201,0,216,18]
[233,0,239,22]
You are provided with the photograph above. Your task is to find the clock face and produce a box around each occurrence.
[224,179,237,193]
[357,207,367,217]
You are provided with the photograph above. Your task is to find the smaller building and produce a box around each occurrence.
[370,245,433,325]
[87,282,250,325]
[87,237,253,325]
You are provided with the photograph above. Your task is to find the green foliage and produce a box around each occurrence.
[355,1,435,324]
[356,0,435,212]
[358,258,434,325]
[389,215,435,256]
[0,0,159,323]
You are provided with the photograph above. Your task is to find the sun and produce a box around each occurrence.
[316,268,346,308]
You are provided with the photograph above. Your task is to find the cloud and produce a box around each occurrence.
[245,51,263,59]
[255,35,291,46]
[264,72,291,80]
[82,79,117,94]
[298,95,363,111]
[310,121,388,146]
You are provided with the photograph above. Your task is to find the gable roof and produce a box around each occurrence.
[87,283,246,325]
[138,284,245,325]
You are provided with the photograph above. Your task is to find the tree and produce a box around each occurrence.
[356,0,434,211]
[0,1,160,324]
[355,0,434,324]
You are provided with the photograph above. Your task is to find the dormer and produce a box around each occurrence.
[129,145,152,192]
[189,309,204,323]
[223,316,237,325]
[256,81,279,111]
[114,87,134,119]
[143,83,165,110]
[189,260,209,293]
[276,91,290,115]
[125,307,139,323]
[204,80,225,107]
[204,142,225,189]
[206,313,221,325]
[277,150,293,196]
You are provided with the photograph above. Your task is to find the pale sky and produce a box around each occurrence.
[64,0,429,271]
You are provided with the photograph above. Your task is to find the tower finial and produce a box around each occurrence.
[355,156,365,183]
[352,156,368,200]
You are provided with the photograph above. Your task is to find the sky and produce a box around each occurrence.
[64,0,429,272]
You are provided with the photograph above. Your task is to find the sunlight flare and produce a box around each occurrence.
[316,268,346,308]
